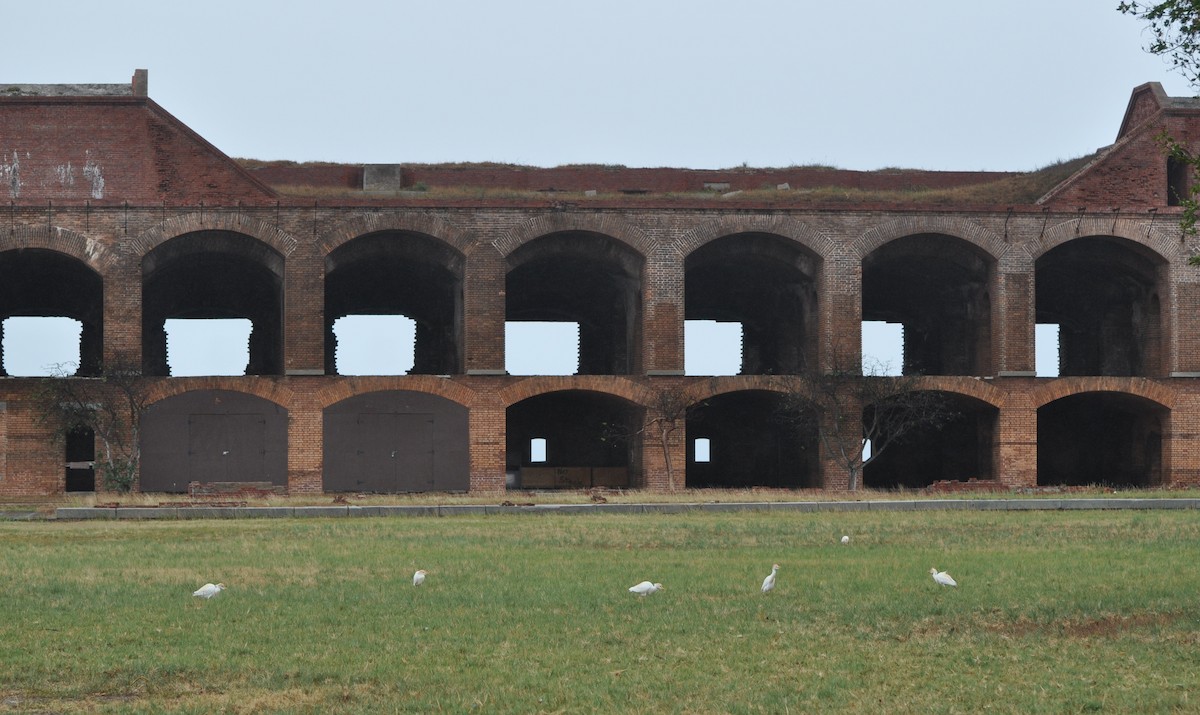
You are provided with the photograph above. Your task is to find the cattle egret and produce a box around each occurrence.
[930,567,958,587]
[840,535,850,545]
[761,564,779,593]
[413,569,427,586]
[193,583,225,599]
[629,581,664,596]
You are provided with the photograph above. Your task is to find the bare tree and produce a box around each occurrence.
[35,357,151,492]
[645,385,693,492]
[773,359,956,491]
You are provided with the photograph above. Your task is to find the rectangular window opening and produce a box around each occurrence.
[2,316,82,376]
[862,320,902,376]
[1169,156,1189,206]
[685,320,742,376]
[1035,323,1060,377]
[164,318,253,377]
[694,437,711,463]
[332,315,417,375]
[506,322,579,375]
[530,437,548,463]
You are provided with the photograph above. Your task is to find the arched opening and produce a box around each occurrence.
[142,232,284,377]
[506,390,642,488]
[685,233,819,375]
[0,249,102,376]
[140,390,288,493]
[863,392,997,489]
[685,390,818,488]
[325,233,463,375]
[506,233,643,376]
[1035,236,1166,377]
[1037,392,1166,487]
[862,234,993,376]
[324,391,469,492]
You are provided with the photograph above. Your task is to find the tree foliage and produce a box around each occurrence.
[35,358,151,492]
[773,360,957,491]
[1120,1,1200,254]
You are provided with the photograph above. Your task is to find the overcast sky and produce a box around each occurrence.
[7,1,1194,171]
[3,1,1191,376]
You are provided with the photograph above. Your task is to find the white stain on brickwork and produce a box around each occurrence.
[2,151,20,198]
[83,153,104,199]
[54,162,76,188]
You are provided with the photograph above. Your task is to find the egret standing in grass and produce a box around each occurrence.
[930,567,958,587]
[761,564,779,593]
[841,535,850,545]
[412,569,427,586]
[629,581,664,596]
[192,582,225,599]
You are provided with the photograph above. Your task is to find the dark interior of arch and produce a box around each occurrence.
[1038,392,1164,487]
[863,392,997,489]
[862,234,992,376]
[0,249,103,376]
[685,390,818,488]
[325,232,464,375]
[1035,236,1163,377]
[142,231,284,376]
[506,232,643,375]
[685,233,819,374]
[506,390,643,487]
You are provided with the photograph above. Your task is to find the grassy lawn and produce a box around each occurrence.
[1,510,1198,713]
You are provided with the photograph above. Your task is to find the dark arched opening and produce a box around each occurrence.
[1037,392,1166,487]
[0,249,103,376]
[863,392,997,489]
[685,390,818,488]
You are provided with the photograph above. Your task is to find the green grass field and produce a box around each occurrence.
[2,509,1198,713]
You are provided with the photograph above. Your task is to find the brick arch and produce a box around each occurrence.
[314,376,478,410]
[904,376,1007,408]
[674,215,838,260]
[494,214,653,260]
[855,215,1007,261]
[686,375,790,403]
[499,376,649,408]
[144,379,295,410]
[129,212,299,259]
[1031,217,1176,263]
[318,212,472,258]
[1032,377,1176,410]
[1,224,115,274]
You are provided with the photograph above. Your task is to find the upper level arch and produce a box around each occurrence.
[675,215,837,260]
[505,230,645,376]
[319,212,473,258]
[862,231,996,376]
[494,213,652,260]
[855,215,1007,262]
[130,212,298,260]
[141,230,285,376]
[1,224,116,274]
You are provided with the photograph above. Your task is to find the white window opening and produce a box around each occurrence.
[2,316,82,376]
[333,315,417,375]
[164,318,252,377]
[862,437,873,462]
[685,320,742,376]
[862,321,903,376]
[694,437,711,463]
[506,322,579,375]
[530,437,548,463]
[1036,323,1060,377]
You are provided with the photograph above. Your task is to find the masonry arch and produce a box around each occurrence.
[685,232,820,374]
[325,231,464,375]
[863,390,999,489]
[506,389,644,489]
[140,389,288,493]
[1037,391,1167,487]
[141,231,284,376]
[506,232,644,375]
[323,390,469,492]
[685,389,818,488]
[1035,235,1167,377]
[862,233,995,376]
[0,247,103,375]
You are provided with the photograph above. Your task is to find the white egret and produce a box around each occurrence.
[930,567,957,587]
[413,569,427,586]
[629,581,664,596]
[840,535,850,545]
[761,564,779,593]
[193,582,225,599]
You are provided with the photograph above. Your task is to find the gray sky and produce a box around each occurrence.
[8,1,1193,171]
[3,1,1189,377]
